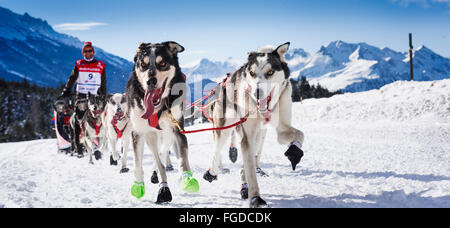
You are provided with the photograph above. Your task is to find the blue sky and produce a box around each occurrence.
[1,0,449,64]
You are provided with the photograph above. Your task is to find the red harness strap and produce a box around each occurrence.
[148,113,159,129]
[92,121,102,136]
[112,123,127,139]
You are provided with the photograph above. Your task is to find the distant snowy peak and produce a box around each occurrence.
[0,7,81,48]
[288,40,450,92]
[182,57,242,83]
[0,6,133,92]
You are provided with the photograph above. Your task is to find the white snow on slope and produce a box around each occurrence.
[0,80,449,208]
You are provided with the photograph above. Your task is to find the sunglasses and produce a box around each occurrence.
[83,49,94,53]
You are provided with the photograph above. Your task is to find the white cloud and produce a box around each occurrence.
[53,22,107,31]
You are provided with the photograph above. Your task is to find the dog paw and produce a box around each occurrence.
[151,171,159,184]
[256,167,269,177]
[241,184,248,200]
[203,170,217,183]
[120,167,129,173]
[110,155,118,166]
[155,183,172,204]
[284,142,304,170]
[229,147,238,163]
[165,164,174,171]
[94,150,102,160]
[250,196,267,208]
[131,181,145,199]
[180,171,199,193]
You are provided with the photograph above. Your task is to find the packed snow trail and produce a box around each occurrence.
[0,80,449,208]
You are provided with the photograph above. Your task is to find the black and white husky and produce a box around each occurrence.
[125,41,199,203]
[104,93,131,173]
[82,93,107,164]
[203,43,305,208]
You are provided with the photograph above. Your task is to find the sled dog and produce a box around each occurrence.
[203,42,305,207]
[81,93,107,164]
[104,93,131,173]
[125,41,199,203]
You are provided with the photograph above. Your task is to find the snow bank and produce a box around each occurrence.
[295,79,450,124]
[1,79,449,208]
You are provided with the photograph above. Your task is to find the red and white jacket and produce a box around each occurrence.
[64,59,107,96]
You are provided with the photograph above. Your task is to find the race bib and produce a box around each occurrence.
[76,71,101,94]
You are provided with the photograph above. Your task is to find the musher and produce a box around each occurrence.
[59,41,107,158]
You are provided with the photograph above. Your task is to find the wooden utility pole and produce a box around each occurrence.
[409,33,414,81]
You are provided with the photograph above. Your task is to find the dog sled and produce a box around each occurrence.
[53,98,73,154]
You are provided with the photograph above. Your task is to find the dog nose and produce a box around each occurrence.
[147,77,157,89]
[255,88,264,99]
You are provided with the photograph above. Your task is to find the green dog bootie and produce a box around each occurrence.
[131,181,145,199]
[180,171,199,193]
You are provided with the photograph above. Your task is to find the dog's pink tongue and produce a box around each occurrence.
[141,89,156,119]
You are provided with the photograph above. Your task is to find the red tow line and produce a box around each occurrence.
[179,117,248,135]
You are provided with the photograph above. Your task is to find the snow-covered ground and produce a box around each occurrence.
[1,80,449,208]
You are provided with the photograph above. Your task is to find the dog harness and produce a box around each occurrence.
[91,120,102,136]
[105,110,128,139]
[75,60,105,95]
[148,113,160,129]
[246,79,289,124]
[112,123,127,139]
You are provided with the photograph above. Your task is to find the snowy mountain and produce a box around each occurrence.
[182,57,242,84]
[1,79,449,208]
[0,7,133,93]
[287,40,450,92]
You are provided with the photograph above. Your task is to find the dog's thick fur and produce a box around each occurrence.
[207,42,305,207]
[82,94,107,164]
[125,41,193,202]
[104,93,131,172]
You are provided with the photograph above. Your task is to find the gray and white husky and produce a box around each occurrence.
[104,93,131,173]
[125,41,199,203]
[82,93,108,164]
[203,42,305,208]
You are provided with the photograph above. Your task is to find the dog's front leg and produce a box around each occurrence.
[240,123,267,208]
[255,128,268,177]
[203,128,232,183]
[276,123,304,146]
[84,133,96,164]
[276,123,305,170]
[120,131,131,173]
[145,132,166,183]
[130,132,145,199]
[145,132,172,204]
[108,133,119,166]
[274,83,305,170]
[173,131,199,193]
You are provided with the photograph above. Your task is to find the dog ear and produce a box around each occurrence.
[136,42,147,53]
[274,42,290,58]
[107,94,114,102]
[247,51,257,60]
[164,41,185,55]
